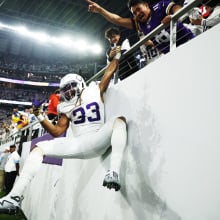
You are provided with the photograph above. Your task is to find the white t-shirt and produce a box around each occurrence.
[4,151,20,172]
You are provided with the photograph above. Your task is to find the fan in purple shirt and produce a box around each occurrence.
[131,0,194,54]
[87,0,194,54]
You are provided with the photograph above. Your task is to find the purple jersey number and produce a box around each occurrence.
[73,102,101,124]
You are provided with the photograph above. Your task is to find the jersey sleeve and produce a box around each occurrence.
[153,0,176,15]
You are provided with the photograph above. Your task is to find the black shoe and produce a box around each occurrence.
[0,195,23,214]
[103,170,121,191]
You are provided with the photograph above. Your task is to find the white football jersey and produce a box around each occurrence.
[57,83,104,137]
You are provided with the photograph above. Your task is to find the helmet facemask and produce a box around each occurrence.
[60,74,86,103]
[60,81,80,102]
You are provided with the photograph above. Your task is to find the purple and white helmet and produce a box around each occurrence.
[60,73,86,102]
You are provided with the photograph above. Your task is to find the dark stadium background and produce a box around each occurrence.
[0,0,133,125]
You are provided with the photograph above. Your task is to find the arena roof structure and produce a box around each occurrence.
[0,0,133,60]
[0,0,132,36]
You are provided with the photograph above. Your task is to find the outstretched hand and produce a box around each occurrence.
[32,106,41,117]
[32,99,45,117]
[86,0,101,13]
[32,99,45,108]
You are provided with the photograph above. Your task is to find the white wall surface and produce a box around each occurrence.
[21,23,220,220]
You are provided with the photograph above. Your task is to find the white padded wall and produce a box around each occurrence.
[21,23,220,220]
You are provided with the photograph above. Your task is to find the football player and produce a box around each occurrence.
[0,52,127,214]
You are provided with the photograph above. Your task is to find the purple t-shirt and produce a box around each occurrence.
[132,0,194,54]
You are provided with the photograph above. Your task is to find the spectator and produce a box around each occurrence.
[87,0,194,55]
[11,108,20,125]
[0,151,8,192]
[28,108,42,139]
[184,6,203,36]
[4,145,20,195]
[47,89,60,125]
[200,3,211,18]
[16,114,29,130]
[17,114,29,156]
[190,0,220,31]
[105,27,139,79]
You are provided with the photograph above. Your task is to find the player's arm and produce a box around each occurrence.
[86,0,133,29]
[33,108,69,137]
[41,113,69,137]
[99,59,119,102]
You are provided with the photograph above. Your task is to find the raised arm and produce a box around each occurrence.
[99,58,119,101]
[86,0,133,29]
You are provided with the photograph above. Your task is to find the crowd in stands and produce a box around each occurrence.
[0,54,105,82]
[0,84,52,103]
[0,107,13,126]
[0,85,58,143]
[0,87,62,144]
[0,104,49,145]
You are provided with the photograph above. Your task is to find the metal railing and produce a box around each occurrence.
[0,121,45,146]
[0,0,206,147]
[86,0,203,84]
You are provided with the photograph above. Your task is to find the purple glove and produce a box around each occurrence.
[32,99,45,108]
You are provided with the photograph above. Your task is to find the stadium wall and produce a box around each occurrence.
[17,24,220,220]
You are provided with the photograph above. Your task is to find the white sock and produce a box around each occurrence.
[10,148,43,197]
[110,118,127,174]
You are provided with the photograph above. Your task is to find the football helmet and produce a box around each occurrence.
[60,73,86,102]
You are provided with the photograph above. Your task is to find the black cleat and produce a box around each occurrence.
[103,170,121,191]
[0,195,23,215]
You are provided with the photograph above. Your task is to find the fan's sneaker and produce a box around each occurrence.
[103,170,121,191]
[0,195,23,214]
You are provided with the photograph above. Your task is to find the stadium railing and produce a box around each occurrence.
[0,0,205,148]
[86,0,203,84]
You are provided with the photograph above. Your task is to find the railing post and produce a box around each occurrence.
[113,68,119,84]
[170,17,177,51]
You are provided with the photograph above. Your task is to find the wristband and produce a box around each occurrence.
[115,52,121,60]
[37,114,45,122]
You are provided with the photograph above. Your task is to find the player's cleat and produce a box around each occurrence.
[0,195,23,215]
[103,170,121,191]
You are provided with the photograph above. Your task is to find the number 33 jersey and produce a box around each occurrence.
[57,83,105,137]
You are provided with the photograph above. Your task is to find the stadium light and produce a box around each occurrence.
[0,21,103,54]
[33,32,50,43]
[59,36,74,47]
[91,44,102,54]
[13,26,29,35]
[74,39,88,51]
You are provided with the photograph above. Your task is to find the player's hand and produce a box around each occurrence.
[32,99,45,116]
[32,99,45,108]
[32,106,41,116]
[86,0,101,13]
